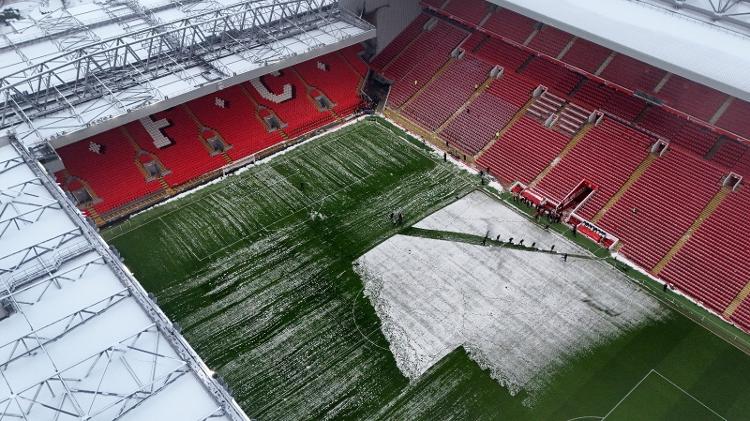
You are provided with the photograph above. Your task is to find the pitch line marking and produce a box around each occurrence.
[600,369,726,421]
[601,369,655,420]
[650,370,727,421]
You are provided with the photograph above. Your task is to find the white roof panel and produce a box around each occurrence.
[0,140,247,421]
[491,0,750,102]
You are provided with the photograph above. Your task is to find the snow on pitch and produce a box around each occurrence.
[356,191,667,400]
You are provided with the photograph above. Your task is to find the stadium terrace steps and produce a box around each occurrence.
[371,14,430,72]
[724,282,750,319]
[599,54,667,93]
[84,205,105,226]
[595,149,726,271]
[651,186,731,276]
[436,74,495,134]
[442,0,492,26]
[397,57,456,111]
[482,8,537,44]
[660,187,750,316]
[527,25,573,59]
[710,96,734,125]
[591,152,658,223]
[403,57,492,131]
[717,99,750,139]
[521,57,581,97]
[658,75,728,121]
[477,115,571,184]
[441,90,519,156]
[382,19,467,83]
[534,118,655,220]
[56,50,363,223]
[474,96,534,162]
[385,23,468,108]
[732,299,750,331]
[529,119,594,188]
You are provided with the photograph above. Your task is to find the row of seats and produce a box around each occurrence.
[377,7,750,332]
[370,14,430,72]
[596,148,726,271]
[422,0,750,142]
[660,187,750,318]
[56,49,367,217]
[55,130,162,214]
[441,90,517,155]
[476,116,571,184]
[383,19,468,108]
[535,118,655,220]
[403,56,491,131]
[380,18,467,83]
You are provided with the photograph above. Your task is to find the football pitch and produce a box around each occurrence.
[104,119,750,420]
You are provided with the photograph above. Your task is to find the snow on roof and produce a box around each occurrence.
[0,0,375,149]
[490,0,750,102]
[0,139,247,421]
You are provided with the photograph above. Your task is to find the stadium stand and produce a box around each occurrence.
[535,118,655,219]
[661,187,750,317]
[672,121,718,158]
[340,44,369,77]
[370,14,430,72]
[717,99,750,139]
[55,129,162,214]
[594,148,726,271]
[527,25,573,58]
[658,75,728,121]
[598,54,667,93]
[382,19,467,108]
[185,85,284,161]
[559,38,612,73]
[637,106,686,139]
[376,4,750,332]
[442,0,491,26]
[403,56,491,130]
[55,50,366,219]
[477,116,571,184]
[441,92,517,155]
[380,18,466,83]
[481,7,537,44]
[294,52,364,115]
[520,57,581,96]
[126,107,227,187]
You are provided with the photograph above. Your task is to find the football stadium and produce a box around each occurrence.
[2,0,750,419]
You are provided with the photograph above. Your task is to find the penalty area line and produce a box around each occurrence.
[600,369,655,420]
[650,370,727,421]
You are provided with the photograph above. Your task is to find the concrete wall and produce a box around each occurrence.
[341,0,421,54]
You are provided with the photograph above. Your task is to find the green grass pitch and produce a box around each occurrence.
[104,119,750,420]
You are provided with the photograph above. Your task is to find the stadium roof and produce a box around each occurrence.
[491,0,750,103]
[0,0,375,149]
[0,136,247,420]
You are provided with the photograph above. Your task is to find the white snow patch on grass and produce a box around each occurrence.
[357,195,668,403]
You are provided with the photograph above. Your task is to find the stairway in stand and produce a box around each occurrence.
[651,186,731,275]
[474,96,535,162]
[591,153,659,223]
[436,75,494,135]
[530,118,594,188]
[724,281,750,319]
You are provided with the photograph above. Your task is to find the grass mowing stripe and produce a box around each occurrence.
[105,120,750,420]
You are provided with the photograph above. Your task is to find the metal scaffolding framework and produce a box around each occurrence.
[0,138,247,420]
[0,0,373,146]
[637,0,750,33]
